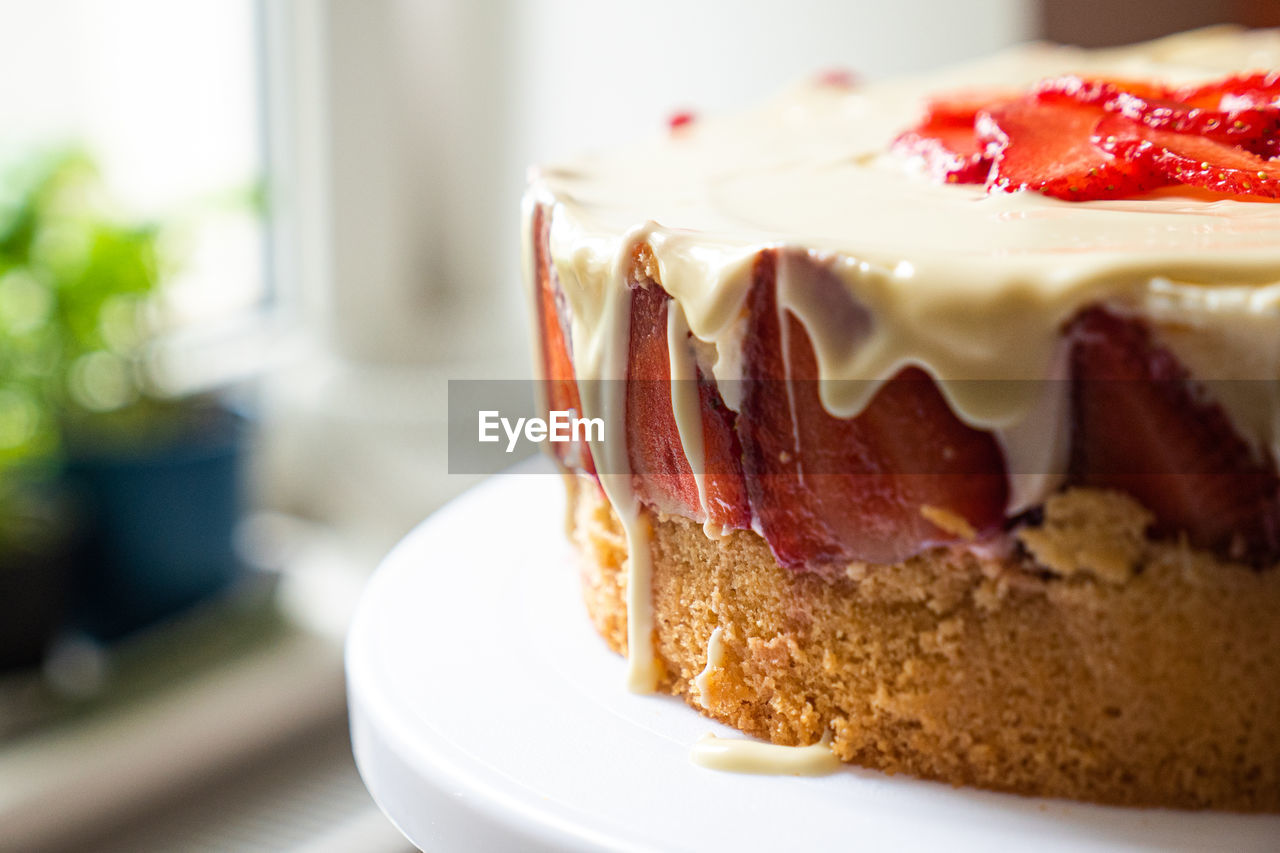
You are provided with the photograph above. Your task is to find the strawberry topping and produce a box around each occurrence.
[923,88,1019,125]
[1036,74,1278,144]
[1093,113,1280,197]
[1177,72,1280,110]
[890,89,1019,185]
[898,69,1280,201]
[892,119,991,184]
[978,97,1163,200]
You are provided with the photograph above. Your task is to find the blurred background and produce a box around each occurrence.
[0,1,1274,851]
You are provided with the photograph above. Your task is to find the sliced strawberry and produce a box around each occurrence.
[1035,74,1174,106]
[1066,307,1280,564]
[979,97,1163,200]
[625,258,700,517]
[697,375,752,531]
[891,89,1022,184]
[1094,113,1280,198]
[738,250,1007,569]
[1248,134,1280,161]
[1177,72,1280,110]
[624,246,750,529]
[1113,92,1278,144]
[892,119,991,184]
[533,202,595,476]
[923,88,1019,126]
[1037,74,1279,144]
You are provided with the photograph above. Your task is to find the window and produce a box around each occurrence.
[0,0,265,348]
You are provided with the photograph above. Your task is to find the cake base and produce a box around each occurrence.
[566,475,1280,811]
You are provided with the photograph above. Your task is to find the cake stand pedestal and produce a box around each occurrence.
[346,456,1280,852]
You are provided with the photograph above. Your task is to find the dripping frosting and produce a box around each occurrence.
[690,733,843,776]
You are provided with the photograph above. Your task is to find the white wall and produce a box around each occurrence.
[509,0,1036,161]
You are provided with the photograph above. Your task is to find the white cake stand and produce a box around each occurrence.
[346,456,1280,852]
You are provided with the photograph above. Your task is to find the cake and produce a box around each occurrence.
[523,27,1280,811]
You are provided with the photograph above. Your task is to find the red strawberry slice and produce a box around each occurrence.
[624,246,750,530]
[892,89,1020,184]
[625,259,701,517]
[1249,134,1280,161]
[738,250,1007,569]
[1035,74,1174,106]
[1094,113,1280,198]
[533,202,595,476]
[979,97,1164,200]
[1066,307,1280,564]
[1037,74,1279,144]
[1178,72,1280,110]
[892,119,991,184]
[923,88,1019,126]
[697,377,753,531]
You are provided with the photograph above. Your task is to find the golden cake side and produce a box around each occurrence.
[568,474,1280,811]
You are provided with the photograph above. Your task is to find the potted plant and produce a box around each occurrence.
[0,151,246,646]
[0,155,77,670]
[0,471,78,672]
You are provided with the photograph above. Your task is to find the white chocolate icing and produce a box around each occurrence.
[559,224,662,692]
[667,301,720,537]
[528,27,1280,691]
[690,732,842,776]
[692,626,725,707]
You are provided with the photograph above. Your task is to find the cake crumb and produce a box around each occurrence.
[920,504,977,540]
[1017,488,1153,584]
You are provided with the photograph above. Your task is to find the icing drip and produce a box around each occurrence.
[690,732,842,776]
[692,626,725,707]
[667,302,720,538]
[562,225,660,692]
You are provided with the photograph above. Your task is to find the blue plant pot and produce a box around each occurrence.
[67,403,246,641]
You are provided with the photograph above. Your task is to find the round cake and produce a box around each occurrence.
[524,26,1280,811]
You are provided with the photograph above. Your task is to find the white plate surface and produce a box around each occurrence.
[347,457,1280,852]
